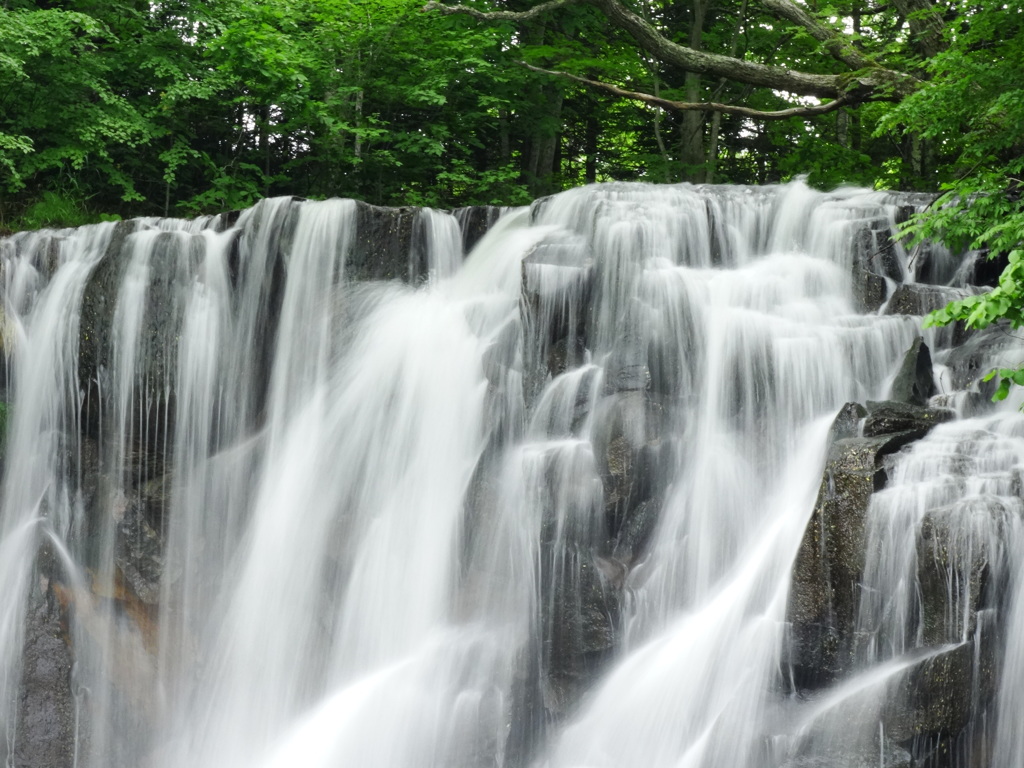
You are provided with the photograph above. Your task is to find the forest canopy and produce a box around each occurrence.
[0,0,1020,235]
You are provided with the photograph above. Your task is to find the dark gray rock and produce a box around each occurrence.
[970,249,1009,288]
[520,233,592,401]
[788,403,949,688]
[852,269,888,314]
[789,434,885,687]
[917,500,996,647]
[115,486,166,606]
[349,201,422,282]
[544,554,620,715]
[884,284,980,348]
[855,223,904,283]
[79,218,223,458]
[547,337,587,379]
[14,579,75,768]
[612,496,662,565]
[887,336,936,406]
[601,298,660,396]
[884,284,971,317]
[943,323,1015,394]
[603,337,650,393]
[591,391,665,537]
[78,219,143,387]
[831,401,868,441]
[886,644,977,743]
[863,400,954,439]
[913,497,1008,723]
[453,206,504,253]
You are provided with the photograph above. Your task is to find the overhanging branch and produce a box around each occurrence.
[421,0,585,23]
[757,0,876,71]
[424,0,916,101]
[520,63,852,119]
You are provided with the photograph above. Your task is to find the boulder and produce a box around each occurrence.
[114,486,166,606]
[789,432,889,687]
[854,222,904,283]
[544,554,620,715]
[862,400,954,440]
[349,201,422,282]
[885,643,978,744]
[887,336,936,407]
[519,233,593,402]
[591,391,666,538]
[852,269,888,314]
[943,323,1015,394]
[884,284,973,318]
[453,205,504,253]
[916,497,1012,648]
[788,402,952,688]
[13,577,75,768]
[612,496,662,566]
[884,285,980,348]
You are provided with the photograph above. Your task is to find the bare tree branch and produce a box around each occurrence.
[587,0,843,99]
[519,63,853,119]
[757,0,875,71]
[424,0,916,101]
[421,0,585,23]
[889,0,945,58]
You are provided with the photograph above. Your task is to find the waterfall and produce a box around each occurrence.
[0,181,1020,768]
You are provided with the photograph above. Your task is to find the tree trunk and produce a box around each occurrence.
[585,114,598,184]
[837,108,849,148]
[652,75,672,181]
[680,0,707,182]
[706,110,722,183]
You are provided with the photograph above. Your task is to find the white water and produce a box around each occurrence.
[0,181,1020,768]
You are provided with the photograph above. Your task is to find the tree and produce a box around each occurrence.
[422,0,1024,398]
[0,0,1015,232]
[423,0,918,115]
[893,0,1024,398]
[0,3,155,216]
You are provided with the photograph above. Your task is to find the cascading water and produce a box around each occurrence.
[0,181,1021,768]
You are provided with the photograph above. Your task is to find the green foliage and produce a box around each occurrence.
[18,191,95,230]
[890,0,1024,401]
[0,6,153,199]
[0,0,1015,233]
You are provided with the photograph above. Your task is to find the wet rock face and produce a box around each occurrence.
[855,221,904,284]
[77,221,132,383]
[862,400,954,441]
[789,431,884,688]
[14,580,75,768]
[886,644,978,745]
[788,397,1004,765]
[887,336,936,407]
[943,323,1016,394]
[74,200,487,599]
[350,202,422,282]
[520,234,593,403]
[454,206,505,253]
[885,284,970,318]
[538,391,672,714]
[115,490,165,606]
[592,392,667,546]
[853,269,889,313]
[544,555,620,716]
[788,401,954,688]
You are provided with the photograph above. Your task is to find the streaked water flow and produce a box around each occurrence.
[0,182,1021,768]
